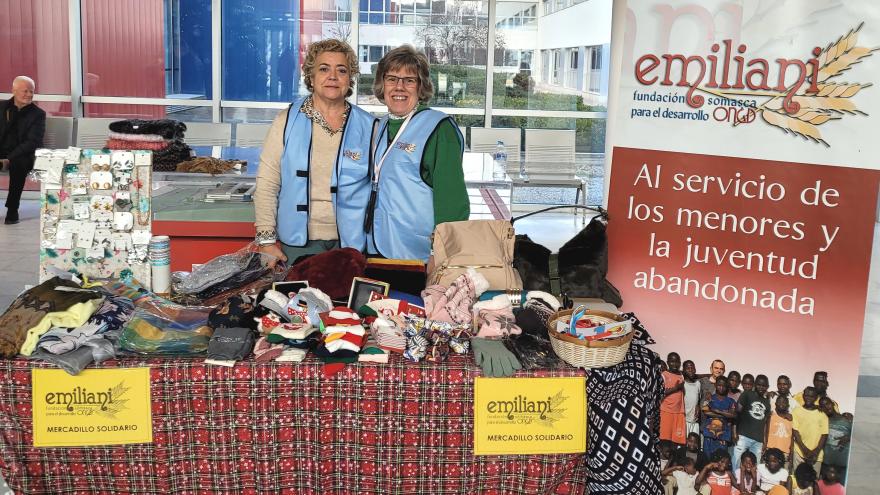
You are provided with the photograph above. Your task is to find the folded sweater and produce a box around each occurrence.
[0,278,103,358]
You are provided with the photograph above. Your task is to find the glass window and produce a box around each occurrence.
[1,0,71,116]
[222,0,352,102]
[85,103,213,121]
[590,45,602,70]
[82,0,211,118]
[357,0,488,110]
[83,0,183,99]
[490,0,608,188]
[369,0,383,11]
[0,0,71,97]
[491,115,606,163]
[222,107,285,123]
[588,45,605,93]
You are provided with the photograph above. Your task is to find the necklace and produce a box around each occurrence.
[133,164,151,226]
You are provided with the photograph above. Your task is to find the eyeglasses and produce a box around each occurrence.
[383,74,418,88]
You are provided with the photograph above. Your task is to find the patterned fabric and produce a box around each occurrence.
[0,277,102,357]
[0,354,587,494]
[300,96,350,136]
[402,315,472,363]
[585,317,664,495]
[105,139,170,151]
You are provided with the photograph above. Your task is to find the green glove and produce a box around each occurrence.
[471,338,522,377]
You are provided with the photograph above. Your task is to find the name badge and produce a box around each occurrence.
[396,142,417,153]
[343,150,362,161]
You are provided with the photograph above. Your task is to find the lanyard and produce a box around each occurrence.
[365,110,415,235]
[372,110,415,185]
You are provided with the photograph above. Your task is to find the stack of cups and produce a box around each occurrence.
[149,235,171,294]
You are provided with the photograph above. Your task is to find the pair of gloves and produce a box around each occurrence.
[471,338,522,377]
[471,291,563,377]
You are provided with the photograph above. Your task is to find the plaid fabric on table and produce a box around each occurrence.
[0,354,587,494]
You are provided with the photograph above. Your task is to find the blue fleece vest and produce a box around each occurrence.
[366,109,464,261]
[276,98,374,249]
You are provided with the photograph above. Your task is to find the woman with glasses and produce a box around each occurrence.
[254,39,375,266]
[365,44,469,261]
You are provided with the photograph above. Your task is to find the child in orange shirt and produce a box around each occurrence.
[661,352,687,445]
[765,395,794,466]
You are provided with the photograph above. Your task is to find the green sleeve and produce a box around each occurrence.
[420,118,470,225]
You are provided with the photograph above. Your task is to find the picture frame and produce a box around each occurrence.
[272,280,310,299]
[347,277,391,310]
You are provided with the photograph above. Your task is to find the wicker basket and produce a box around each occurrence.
[547,308,633,369]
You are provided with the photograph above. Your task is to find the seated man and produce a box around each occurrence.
[0,76,45,224]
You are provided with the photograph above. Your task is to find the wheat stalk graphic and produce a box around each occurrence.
[97,381,131,419]
[758,23,877,146]
[538,390,569,429]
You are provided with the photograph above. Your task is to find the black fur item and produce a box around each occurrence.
[512,216,623,307]
[557,217,622,307]
[513,234,552,291]
[109,119,188,140]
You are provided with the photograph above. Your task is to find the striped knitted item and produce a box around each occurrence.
[369,316,407,353]
[319,308,361,329]
[109,131,168,142]
[105,139,170,151]
[358,335,389,363]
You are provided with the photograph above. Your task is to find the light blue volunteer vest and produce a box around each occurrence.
[366,108,464,261]
[276,97,375,249]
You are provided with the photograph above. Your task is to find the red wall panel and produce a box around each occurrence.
[82,0,166,118]
[0,0,71,115]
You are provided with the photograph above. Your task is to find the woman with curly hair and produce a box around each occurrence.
[364,44,469,261]
[254,39,375,265]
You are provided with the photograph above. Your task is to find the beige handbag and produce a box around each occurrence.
[426,220,523,290]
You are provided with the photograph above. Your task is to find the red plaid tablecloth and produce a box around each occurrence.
[0,354,587,494]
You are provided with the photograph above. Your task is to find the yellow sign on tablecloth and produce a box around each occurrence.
[31,368,153,447]
[473,377,586,456]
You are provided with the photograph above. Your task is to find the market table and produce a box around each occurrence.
[0,354,588,494]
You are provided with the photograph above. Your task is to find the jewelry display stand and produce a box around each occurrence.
[37,148,152,288]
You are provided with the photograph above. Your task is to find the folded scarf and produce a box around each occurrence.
[105,139,170,151]
[176,157,240,175]
[109,131,168,142]
[119,315,213,355]
[109,119,187,140]
[0,278,103,358]
[152,141,194,172]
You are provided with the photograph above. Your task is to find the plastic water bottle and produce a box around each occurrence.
[518,157,528,181]
[493,140,507,181]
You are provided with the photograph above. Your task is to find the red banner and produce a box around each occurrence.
[606,146,879,410]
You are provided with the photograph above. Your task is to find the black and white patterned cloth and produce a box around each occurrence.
[585,312,664,494]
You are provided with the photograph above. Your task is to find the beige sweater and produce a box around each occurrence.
[254,108,340,241]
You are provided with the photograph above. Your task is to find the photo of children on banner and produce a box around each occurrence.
[348,277,390,312]
[658,360,853,493]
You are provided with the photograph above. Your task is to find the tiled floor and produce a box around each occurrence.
[0,197,878,493]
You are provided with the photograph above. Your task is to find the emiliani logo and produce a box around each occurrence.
[633,23,877,146]
[485,390,569,428]
[43,381,132,419]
